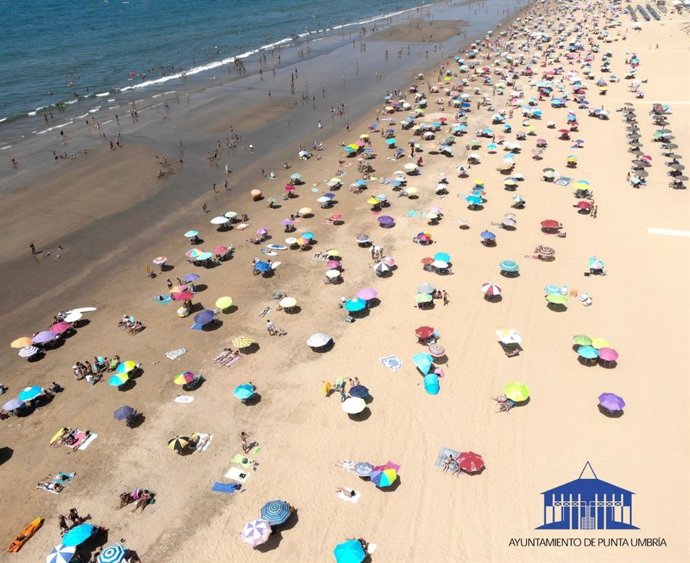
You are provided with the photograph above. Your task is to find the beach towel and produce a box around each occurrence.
[231,454,254,468]
[249,445,262,455]
[235,223,249,231]
[193,433,213,452]
[337,489,362,504]
[224,467,250,483]
[152,295,171,304]
[221,355,240,368]
[380,355,403,371]
[67,430,87,449]
[555,176,571,186]
[78,433,98,451]
[165,348,188,361]
[435,447,460,468]
[211,482,241,494]
[174,395,194,404]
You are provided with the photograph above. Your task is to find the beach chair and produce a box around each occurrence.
[578,293,593,307]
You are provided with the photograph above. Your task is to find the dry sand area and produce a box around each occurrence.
[0,1,689,562]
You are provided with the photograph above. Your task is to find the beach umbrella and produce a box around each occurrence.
[499,260,519,273]
[260,500,292,526]
[356,288,378,301]
[279,297,297,309]
[18,346,40,358]
[152,256,167,266]
[370,466,398,488]
[61,524,95,547]
[546,293,567,305]
[377,216,395,227]
[334,539,366,563]
[184,230,199,238]
[354,462,374,477]
[116,360,137,374]
[591,338,611,349]
[18,386,43,401]
[326,269,342,279]
[234,383,256,401]
[108,373,129,387]
[50,322,71,335]
[457,451,485,474]
[47,544,77,563]
[578,345,599,360]
[167,436,189,453]
[344,298,367,312]
[174,371,196,385]
[573,335,592,346]
[196,251,213,261]
[232,335,255,349]
[504,382,530,402]
[433,252,451,263]
[540,219,561,229]
[33,331,57,344]
[535,245,555,257]
[241,519,272,548]
[255,261,271,273]
[373,262,390,274]
[512,194,525,204]
[2,399,25,412]
[171,291,194,301]
[404,163,418,172]
[480,230,496,240]
[466,194,483,206]
[417,282,436,294]
[301,231,315,240]
[545,285,561,296]
[598,393,625,413]
[326,260,341,270]
[341,397,367,414]
[415,326,435,340]
[307,332,332,348]
[213,246,229,256]
[416,293,433,303]
[598,348,619,362]
[299,207,313,216]
[349,385,369,399]
[185,249,202,259]
[97,544,126,563]
[481,282,502,296]
[11,337,33,349]
[215,296,233,310]
[182,273,200,283]
[412,353,434,375]
[113,406,135,421]
[432,260,449,269]
[588,257,605,270]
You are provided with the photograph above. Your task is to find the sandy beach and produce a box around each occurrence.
[1,0,689,562]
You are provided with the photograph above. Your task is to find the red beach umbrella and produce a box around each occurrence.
[214,245,229,255]
[415,326,435,340]
[457,451,485,474]
[540,219,561,229]
[421,257,434,265]
[171,291,194,301]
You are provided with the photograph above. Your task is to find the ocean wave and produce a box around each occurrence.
[36,121,74,134]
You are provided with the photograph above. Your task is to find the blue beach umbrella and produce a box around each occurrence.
[349,385,369,399]
[113,406,135,420]
[61,524,95,547]
[480,230,496,240]
[18,386,43,401]
[334,539,366,563]
[499,260,519,273]
[434,252,451,262]
[194,309,215,326]
[260,500,292,525]
[97,544,126,563]
[234,383,256,401]
[255,261,271,273]
[578,345,600,360]
[184,230,199,238]
[424,373,440,395]
[47,544,77,563]
[301,232,315,240]
[344,298,367,312]
[196,251,213,261]
[412,353,434,375]
[386,138,397,146]
[466,194,483,206]
[544,284,561,294]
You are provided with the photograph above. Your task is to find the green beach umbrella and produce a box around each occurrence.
[572,335,592,346]
[504,381,530,403]
[546,293,567,305]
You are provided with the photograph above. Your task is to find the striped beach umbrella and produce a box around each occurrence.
[482,282,502,296]
[47,544,77,563]
[18,346,40,358]
[240,519,272,548]
[232,335,255,349]
[260,500,292,525]
[168,436,189,453]
[174,371,196,385]
[97,544,126,563]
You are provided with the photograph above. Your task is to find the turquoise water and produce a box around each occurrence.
[0,0,430,122]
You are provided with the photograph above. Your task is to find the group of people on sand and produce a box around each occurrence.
[322,377,361,402]
[442,454,465,476]
[118,314,145,334]
[119,488,155,511]
[213,347,241,366]
[57,508,90,534]
[73,355,120,384]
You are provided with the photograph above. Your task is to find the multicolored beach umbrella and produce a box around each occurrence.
[174,371,196,385]
[108,373,129,387]
[260,500,292,525]
[240,519,272,548]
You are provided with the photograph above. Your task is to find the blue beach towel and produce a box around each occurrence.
[380,355,403,370]
[153,295,171,304]
[212,482,242,494]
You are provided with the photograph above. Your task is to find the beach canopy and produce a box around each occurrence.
[457,451,485,474]
[61,523,95,547]
[260,500,292,525]
[47,544,77,563]
[307,332,332,348]
[334,539,366,563]
[97,544,126,563]
[241,519,272,548]
[504,381,530,403]
[598,392,625,412]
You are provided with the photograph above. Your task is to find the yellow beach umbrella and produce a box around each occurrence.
[298,207,312,216]
[232,335,255,349]
[215,296,233,309]
[591,338,611,349]
[324,249,340,257]
[367,197,381,205]
[359,133,369,139]
[405,187,418,194]
[11,337,33,349]
[504,381,530,403]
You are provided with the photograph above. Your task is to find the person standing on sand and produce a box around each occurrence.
[29,242,36,255]
[202,203,208,213]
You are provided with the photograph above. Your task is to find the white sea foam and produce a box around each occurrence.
[1,145,12,150]
[95,92,110,97]
[36,121,74,134]
[28,111,37,116]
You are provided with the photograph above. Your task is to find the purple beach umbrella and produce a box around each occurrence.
[194,310,215,326]
[377,215,395,226]
[32,331,57,344]
[598,393,625,412]
[356,288,378,301]
[182,273,201,283]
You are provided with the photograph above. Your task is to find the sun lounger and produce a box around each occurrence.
[192,433,213,452]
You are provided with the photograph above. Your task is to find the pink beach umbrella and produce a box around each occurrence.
[357,288,378,301]
[50,322,72,334]
[382,256,396,266]
[326,260,341,269]
[598,348,619,362]
[256,228,269,235]
[214,245,229,255]
[152,256,168,265]
[171,291,194,301]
